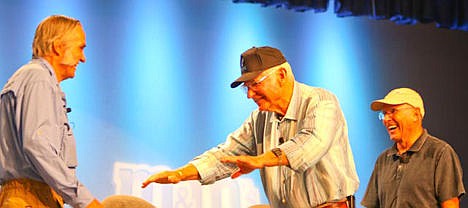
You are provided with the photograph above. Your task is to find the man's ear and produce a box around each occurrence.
[277,67,287,86]
[51,40,63,56]
[278,67,287,79]
[414,108,422,121]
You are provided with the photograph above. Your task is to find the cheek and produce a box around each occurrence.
[257,90,271,100]
[72,49,83,59]
[266,88,280,100]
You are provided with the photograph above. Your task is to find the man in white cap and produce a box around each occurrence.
[361,88,465,208]
[142,46,359,208]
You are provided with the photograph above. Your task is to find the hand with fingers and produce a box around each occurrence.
[141,164,200,188]
[141,170,183,188]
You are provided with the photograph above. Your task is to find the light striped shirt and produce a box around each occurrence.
[191,81,359,207]
[0,58,95,207]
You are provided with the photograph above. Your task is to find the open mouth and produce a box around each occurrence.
[388,125,398,131]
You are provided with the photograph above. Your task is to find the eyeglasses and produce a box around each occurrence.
[378,107,415,120]
[241,68,277,92]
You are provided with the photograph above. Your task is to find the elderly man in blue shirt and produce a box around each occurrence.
[0,15,103,208]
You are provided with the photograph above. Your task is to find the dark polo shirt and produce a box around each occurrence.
[361,129,465,208]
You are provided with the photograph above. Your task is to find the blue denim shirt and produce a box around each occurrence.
[0,58,94,208]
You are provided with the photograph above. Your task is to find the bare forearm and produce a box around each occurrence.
[176,163,200,181]
[142,163,201,188]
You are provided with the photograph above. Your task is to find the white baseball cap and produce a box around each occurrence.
[371,88,425,117]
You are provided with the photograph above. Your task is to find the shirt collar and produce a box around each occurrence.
[388,129,428,156]
[32,58,58,83]
[270,81,300,122]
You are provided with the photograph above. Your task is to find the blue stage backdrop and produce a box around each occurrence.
[1,1,467,207]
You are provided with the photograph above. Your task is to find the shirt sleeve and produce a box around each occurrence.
[361,159,381,208]
[21,81,94,208]
[190,111,258,185]
[435,144,465,203]
[281,93,344,172]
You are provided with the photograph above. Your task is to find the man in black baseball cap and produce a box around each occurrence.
[231,46,287,88]
[143,46,359,208]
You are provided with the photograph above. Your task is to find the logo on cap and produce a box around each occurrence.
[240,56,247,73]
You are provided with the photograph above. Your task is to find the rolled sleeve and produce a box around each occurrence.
[190,155,219,185]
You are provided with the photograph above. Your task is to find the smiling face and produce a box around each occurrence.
[55,24,87,81]
[380,103,420,143]
[32,15,86,82]
[243,67,287,114]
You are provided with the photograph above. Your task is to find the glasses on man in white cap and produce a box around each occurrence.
[378,107,416,120]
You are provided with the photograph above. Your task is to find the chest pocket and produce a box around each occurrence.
[61,122,78,168]
[59,93,78,168]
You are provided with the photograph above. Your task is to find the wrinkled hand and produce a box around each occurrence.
[221,155,264,179]
[141,170,183,188]
[86,199,104,208]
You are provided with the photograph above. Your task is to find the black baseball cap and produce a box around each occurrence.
[230,46,287,88]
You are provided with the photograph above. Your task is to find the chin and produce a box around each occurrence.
[254,101,263,109]
[64,74,76,80]
[68,70,77,78]
[259,107,273,112]
[389,135,401,142]
[256,102,267,110]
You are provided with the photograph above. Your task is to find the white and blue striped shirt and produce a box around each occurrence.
[191,81,359,207]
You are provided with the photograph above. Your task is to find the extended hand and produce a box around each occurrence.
[221,155,264,179]
[141,170,183,188]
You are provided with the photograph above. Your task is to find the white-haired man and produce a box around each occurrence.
[142,46,359,208]
[0,15,103,208]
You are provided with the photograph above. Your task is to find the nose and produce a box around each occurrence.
[80,51,86,63]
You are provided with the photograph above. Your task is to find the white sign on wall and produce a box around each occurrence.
[112,162,262,208]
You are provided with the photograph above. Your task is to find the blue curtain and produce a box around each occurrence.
[232,0,468,31]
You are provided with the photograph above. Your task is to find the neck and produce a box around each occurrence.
[397,126,424,154]
[274,81,294,116]
[42,56,63,83]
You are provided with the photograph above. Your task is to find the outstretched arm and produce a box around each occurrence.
[141,163,200,188]
[220,149,289,179]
